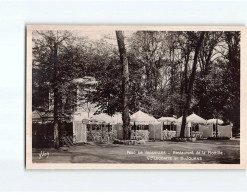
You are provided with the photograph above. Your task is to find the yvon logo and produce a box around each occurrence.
[38,151,49,159]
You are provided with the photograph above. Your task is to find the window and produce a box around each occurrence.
[192,124,199,132]
[163,123,176,131]
[132,124,149,130]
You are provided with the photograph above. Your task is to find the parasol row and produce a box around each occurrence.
[76,111,223,125]
[79,112,124,124]
[176,113,224,125]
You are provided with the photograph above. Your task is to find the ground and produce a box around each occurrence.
[32,139,240,164]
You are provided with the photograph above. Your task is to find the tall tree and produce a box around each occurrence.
[180,32,205,137]
[33,30,73,148]
[223,31,240,134]
[116,31,131,140]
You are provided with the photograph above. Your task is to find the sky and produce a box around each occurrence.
[73,30,136,46]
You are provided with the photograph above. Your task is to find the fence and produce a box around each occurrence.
[113,124,155,140]
[113,123,175,141]
[111,123,232,140]
[130,130,149,140]
[163,130,176,140]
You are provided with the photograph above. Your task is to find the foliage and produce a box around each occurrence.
[32,30,240,134]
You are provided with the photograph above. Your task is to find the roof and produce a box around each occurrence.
[130,110,158,124]
[32,110,42,119]
[158,117,177,123]
[177,113,206,124]
[207,118,223,124]
[73,111,124,124]
[90,113,113,124]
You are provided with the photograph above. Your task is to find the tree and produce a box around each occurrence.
[180,32,205,137]
[33,30,75,148]
[223,31,240,134]
[116,31,131,140]
[32,30,240,143]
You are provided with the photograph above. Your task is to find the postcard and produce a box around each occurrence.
[26,25,246,169]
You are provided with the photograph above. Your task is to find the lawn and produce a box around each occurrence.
[32,139,240,164]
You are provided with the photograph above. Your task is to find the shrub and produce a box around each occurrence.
[171,137,196,142]
[207,137,230,140]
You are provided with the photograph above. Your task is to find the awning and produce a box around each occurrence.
[130,110,158,125]
[177,113,206,124]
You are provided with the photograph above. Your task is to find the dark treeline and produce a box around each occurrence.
[33,30,240,144]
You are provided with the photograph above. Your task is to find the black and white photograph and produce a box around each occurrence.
[3,0,247,193]
[26,25,245,169]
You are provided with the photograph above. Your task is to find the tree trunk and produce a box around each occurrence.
[53,43,59,148]
[180,50,190,116]
[116,31,130,140]
[216,112,219,138]
[180,32,205,137]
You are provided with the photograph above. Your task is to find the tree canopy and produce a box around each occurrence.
[32,30,240,135]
